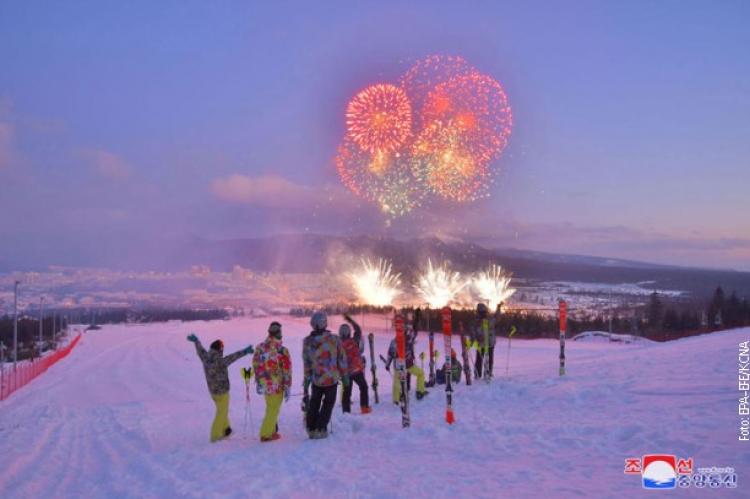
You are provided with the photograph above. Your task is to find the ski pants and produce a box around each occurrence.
[342,371,369,413]
[392,365,425,403]
[475,347,495,378]
[260,393,283,439]
[210,392,230,442]
[307,384,337,432]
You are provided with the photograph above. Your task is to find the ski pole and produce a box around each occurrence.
[505,326,516,377]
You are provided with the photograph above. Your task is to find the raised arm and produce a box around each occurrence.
[223,344,253,366]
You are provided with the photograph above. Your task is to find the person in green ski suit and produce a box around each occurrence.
[187,334,254,442]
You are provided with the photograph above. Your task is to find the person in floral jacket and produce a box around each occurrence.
[303,311,348,439]
[251,321,292,442]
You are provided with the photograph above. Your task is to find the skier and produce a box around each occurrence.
[303,311,348,439]
[436,349,462,385]
[251,321,292,442]
[473,303,497,379]
[385,323,428,403]
[339,314,371,414]
[187,334,253,442]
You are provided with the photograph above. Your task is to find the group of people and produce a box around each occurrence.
[188,303,504,443]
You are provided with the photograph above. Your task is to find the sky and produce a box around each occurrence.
[0,0,749,271]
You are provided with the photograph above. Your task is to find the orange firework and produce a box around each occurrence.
[411,120,492,202]
[345,84,412,154]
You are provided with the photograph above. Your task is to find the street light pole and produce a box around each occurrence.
[39,296,44,347]
[13,280,19,369]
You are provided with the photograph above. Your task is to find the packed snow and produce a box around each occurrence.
[0,316,747,498]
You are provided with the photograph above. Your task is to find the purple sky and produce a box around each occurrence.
[0,1,748,270]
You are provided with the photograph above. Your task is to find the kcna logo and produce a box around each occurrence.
[624,454,693,489]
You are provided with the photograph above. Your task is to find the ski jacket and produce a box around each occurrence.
[473,317,496,350]
[303,330,348,387]
[252,337,292,396]
[341,337,365,374]
[436,357,462,384]
[193,341,247,396]
[344,315,367,369]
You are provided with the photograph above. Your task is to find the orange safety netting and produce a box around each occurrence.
[0,334,82,401]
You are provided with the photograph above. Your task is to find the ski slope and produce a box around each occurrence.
[0,317,747,498]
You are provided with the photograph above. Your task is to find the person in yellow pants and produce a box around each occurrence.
[188,334,254,443]
[385,330,429,404]
[251,322,292,442]
[210,392,230,442]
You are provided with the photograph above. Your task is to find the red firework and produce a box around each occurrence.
[399,55,475,127]
[421,71,513,163]
[345,84,412,154]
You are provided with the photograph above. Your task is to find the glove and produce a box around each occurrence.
[284,387,290,402]
[243,345,254,355]
[256,384,263,395]
[187,334,198,343]
[342,374,350,387]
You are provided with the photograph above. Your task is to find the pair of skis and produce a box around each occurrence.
[393,309,455,428]
[368,333,379,404]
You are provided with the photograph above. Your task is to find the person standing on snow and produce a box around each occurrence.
[187,334,253,442]
[339,314,371,415]
[303,311,348,439]
[251,321,292,442]
[473,303,497,379]
[385,321,429,403]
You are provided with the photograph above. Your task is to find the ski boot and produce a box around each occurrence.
[361,406,372,415]
[416,390,429,400]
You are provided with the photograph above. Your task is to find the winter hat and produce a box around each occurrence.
[476,303,488,317]
[210,339,224,351]
[339,323,351,339]
[268,321,282,339]
[310,311,328,331]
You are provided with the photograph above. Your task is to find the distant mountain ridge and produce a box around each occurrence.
[161,234,749,299]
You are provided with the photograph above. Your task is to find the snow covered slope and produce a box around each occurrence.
[0,318,747,498]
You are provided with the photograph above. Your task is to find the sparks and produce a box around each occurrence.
[472,264,516,311]
[413,259,467,308]
[347,258,402,307]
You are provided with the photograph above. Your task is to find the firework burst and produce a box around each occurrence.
[413,259,467,308]
[335,138,425,216]
[421,72,512,162]
[411,120,492,202]
[472,264,516,310]
[334,55,513,216]
[399,54,474,126]
[348,258,402,307]
[346,84,412,154]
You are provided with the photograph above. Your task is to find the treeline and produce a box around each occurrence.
[0,317,68,361]
[82,308,230,325]
[290,286,750,342]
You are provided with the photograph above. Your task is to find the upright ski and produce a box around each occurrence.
[395,314,410,428]
[368,333,380,404]
[441,307,455,424]
[559,300,567,376]
[482,318,491,382]
[459,322,472,386]
[427,331,436,387]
